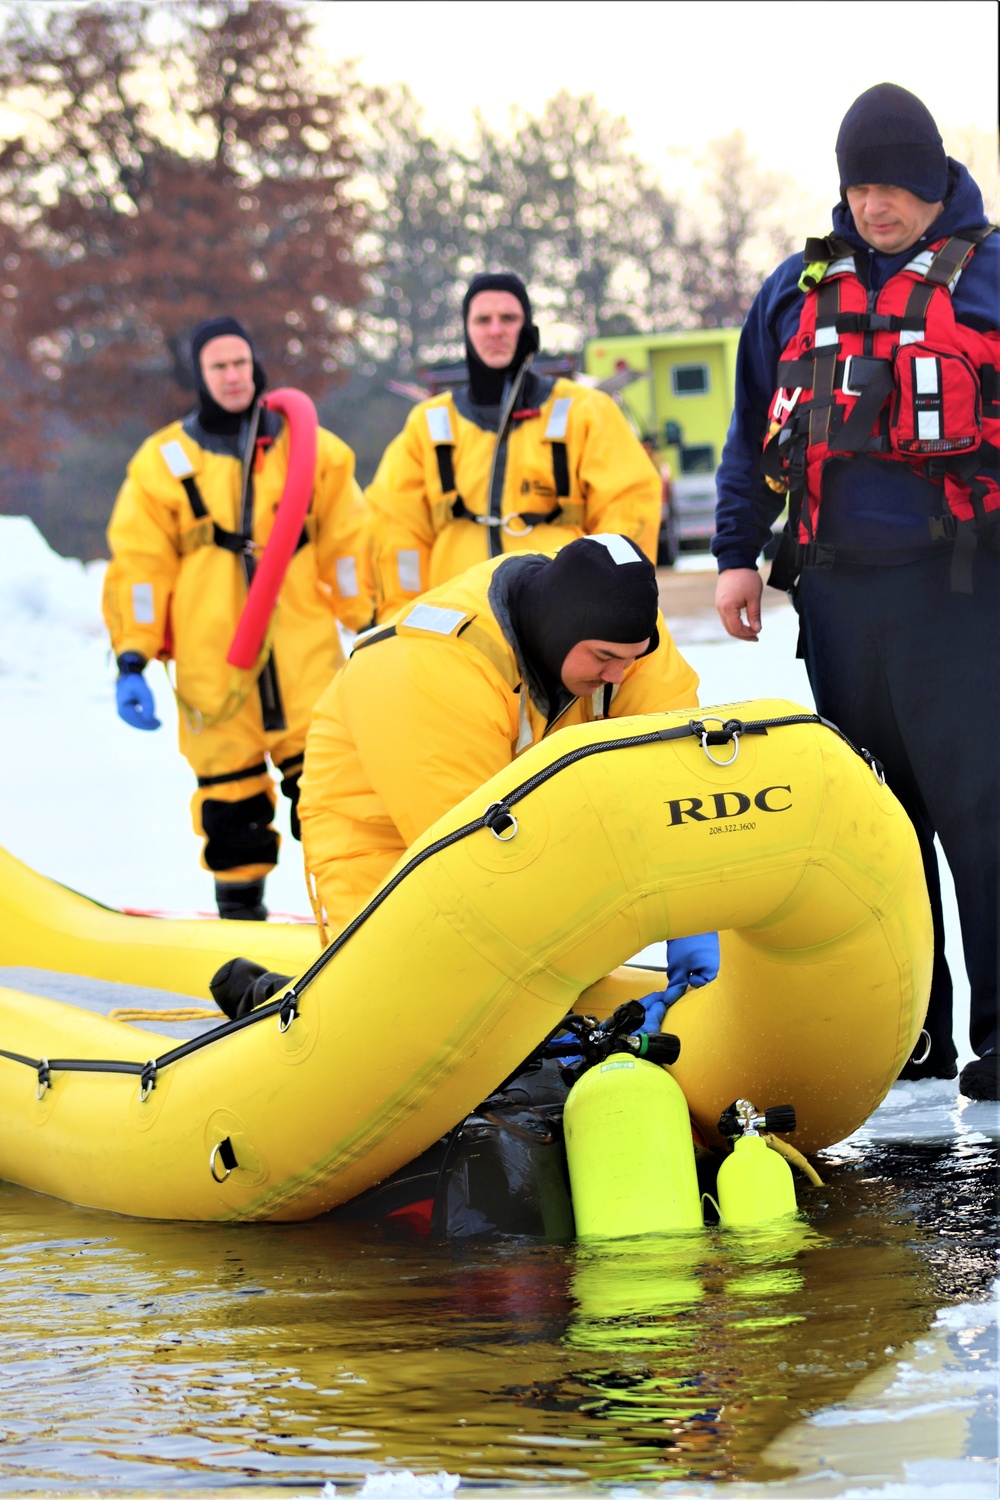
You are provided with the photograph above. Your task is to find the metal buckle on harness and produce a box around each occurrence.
[841,355,864,399]
[502,513,532,538]
[772,387,802,422]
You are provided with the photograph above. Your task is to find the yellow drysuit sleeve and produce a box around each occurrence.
[103,440,182,663]
[311,428,375,634]
[364,417,437,621]
[343,636,516,847]
[571,389,661,565]
[300,633,518,928]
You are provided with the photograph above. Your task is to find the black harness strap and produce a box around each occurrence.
[551,442,571,499]
[435,393,572,534]
[923,233,984,287]
[180,476,250,555]
[196,761,268,789]
[980,364,1000,418]
[451,496,564,530]
[807,282,841,457]
[352,624,398,653]
[434,444,457,495]
[180,470,312,558]
[835,361,897,453]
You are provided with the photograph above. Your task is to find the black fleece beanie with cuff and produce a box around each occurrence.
[836,83,948,204]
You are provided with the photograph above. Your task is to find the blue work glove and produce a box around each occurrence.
[636,932,720,1033]
[115,652,161,731]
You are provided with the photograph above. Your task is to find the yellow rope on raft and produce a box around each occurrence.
[108,1007,220,1023]
[766,1133,825,1186]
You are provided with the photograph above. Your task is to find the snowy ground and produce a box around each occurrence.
[0,515,973,1064]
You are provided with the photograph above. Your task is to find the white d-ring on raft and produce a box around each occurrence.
[699,717,741,766]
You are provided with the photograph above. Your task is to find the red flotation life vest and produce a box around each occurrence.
[763,229,1000,591]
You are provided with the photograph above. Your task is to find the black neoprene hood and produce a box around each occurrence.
[510,535,660,692]
[462,273,540,405]
[189,315,267,434]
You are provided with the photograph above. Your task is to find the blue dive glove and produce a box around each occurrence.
[115,652,161,731]
[636,932,720,1033]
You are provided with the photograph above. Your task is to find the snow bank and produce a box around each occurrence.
[0,515,109,681]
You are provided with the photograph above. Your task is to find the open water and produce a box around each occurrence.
[0,1081,995,1498]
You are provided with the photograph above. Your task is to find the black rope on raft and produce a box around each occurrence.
[0,712,879,1090]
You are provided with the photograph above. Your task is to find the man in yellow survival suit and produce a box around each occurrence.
[102,315,372,921]
[296,533,719,1019]
[365,273,661,620]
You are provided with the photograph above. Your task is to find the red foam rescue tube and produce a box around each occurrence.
[226,387,318,670]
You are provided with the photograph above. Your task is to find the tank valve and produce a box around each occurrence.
[718,1098,796,1140]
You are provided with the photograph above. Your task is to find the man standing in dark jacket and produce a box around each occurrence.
[712,84,999,1101]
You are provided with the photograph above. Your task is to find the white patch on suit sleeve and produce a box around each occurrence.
[544,397,572,440]
[397,549,422,593]
[159,440,194,479]
[132,583,155,624]
[403,604,465,636]
[335,557,359,597]
[425,407,454,444]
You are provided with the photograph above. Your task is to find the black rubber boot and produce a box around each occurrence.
[215,879,268,922]
[210,957,292,1020]
[958,1051,999,1101]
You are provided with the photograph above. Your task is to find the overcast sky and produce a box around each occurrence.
[310,0,999,221]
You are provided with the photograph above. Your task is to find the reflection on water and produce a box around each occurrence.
[0,1129,995,1491]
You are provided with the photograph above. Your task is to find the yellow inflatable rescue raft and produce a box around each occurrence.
[0,699,931,1222]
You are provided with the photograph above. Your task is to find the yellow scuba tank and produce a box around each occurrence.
[716,1099,798,1227]
[564,1047,702,1239]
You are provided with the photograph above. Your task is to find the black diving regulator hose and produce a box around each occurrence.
[0,712,882,1099]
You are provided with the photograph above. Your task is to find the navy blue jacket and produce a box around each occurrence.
[712,161,1000,572]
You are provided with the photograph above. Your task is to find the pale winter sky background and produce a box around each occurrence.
[6,2,999,235]
[309,0,1000,229]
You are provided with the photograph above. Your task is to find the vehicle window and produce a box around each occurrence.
[671,363,710,396]
[680,444,715,473]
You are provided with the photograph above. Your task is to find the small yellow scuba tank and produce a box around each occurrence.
[564,1043,702,1239]
[716,1099,798,1227]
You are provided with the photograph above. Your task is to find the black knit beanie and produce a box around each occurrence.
[189,315,267,434]
[462,272,540,405]
[836,83,948,203]
[510,535,660,693]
